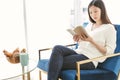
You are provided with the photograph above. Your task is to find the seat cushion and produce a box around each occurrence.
[37,59,117,80]
[60,69,116,80]
[37,59,49,71]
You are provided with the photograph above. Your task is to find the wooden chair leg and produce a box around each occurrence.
[39,70,42,80]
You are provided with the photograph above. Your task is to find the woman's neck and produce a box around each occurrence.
[94,21,102,27]
[91,22,102,31]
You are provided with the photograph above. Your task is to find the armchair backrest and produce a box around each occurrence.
[114,25,120,53]
[97,24,120,75]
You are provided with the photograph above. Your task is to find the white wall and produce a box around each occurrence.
[0,0,25,58]
[104,0,120,24]
[0,0,74,59]
[26,0,74,56]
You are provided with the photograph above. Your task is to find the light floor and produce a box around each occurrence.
[7,68,45,80]
[30,68,47,80]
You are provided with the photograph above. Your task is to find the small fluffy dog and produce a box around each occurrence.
[3,48,26,63]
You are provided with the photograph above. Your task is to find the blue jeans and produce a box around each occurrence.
[48,45,95,80]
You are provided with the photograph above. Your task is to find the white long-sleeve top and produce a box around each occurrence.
[75,23,116,68]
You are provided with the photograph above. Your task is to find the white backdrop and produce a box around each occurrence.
[0,0,74,59]
[0,0,25,58]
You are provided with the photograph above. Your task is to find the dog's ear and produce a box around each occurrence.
[3,50,12,57]
[21,48,26,53]
[13,48,19,53]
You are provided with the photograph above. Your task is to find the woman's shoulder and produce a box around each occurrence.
[102,24,116,35]
[103,23,114,27]
[102,24,115,29]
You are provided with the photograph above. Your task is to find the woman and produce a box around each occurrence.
[48,0,116,80]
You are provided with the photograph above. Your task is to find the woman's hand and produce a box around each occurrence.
[80,33,93,42]
[73,33,93,42]
[73,34,81,42]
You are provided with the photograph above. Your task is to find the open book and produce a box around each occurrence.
[67,25,89,38]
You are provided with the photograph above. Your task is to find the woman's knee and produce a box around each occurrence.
[52,45,65,55]
[53,45,64,51]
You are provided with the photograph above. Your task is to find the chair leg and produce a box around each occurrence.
[39,70,42,80]
[117,71,120,80]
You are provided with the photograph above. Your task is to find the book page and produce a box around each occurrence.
[67,29,76,36]
[67,26,88,38]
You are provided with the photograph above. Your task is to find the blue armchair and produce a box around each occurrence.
[37,24,120,80]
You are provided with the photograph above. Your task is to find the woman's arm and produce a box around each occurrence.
[88,37,107,55]
[73,33,107,55]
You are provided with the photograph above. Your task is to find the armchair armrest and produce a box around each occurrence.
[38,43,77,60]
[76,53,120,80]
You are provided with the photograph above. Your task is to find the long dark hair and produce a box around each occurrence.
[88,0,111,24]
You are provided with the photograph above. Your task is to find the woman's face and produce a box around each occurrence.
[89,5,101,23]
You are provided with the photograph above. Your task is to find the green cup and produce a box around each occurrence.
[19,53,29,66]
